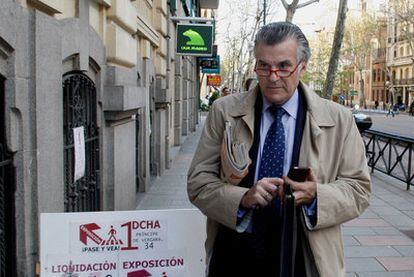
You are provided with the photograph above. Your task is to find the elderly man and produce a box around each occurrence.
[187,22,371,277]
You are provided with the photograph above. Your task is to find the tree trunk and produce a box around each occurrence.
[285,8,296,22]
[281,0,319,22]
[322,0,348,99]
[359,74,366,108]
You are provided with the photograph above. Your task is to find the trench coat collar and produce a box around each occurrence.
[228,82,336,136]
[228,85,259,135]
[299,81,336,128]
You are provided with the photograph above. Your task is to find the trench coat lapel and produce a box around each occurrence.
[228,86,260,138]
[298,81,336,182]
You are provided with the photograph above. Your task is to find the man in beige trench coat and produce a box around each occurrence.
[187,22,371,277]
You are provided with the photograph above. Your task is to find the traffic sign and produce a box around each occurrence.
[350,90,358,96]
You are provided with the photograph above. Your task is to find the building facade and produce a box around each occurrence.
[386,11,414,107]
[0,0,217,276]
[369,19,388,108]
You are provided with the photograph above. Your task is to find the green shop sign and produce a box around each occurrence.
[176,23,213,56]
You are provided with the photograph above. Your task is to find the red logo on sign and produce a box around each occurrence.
[80,223,103,245]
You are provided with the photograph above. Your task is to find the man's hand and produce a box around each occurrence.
[240,178,284,209]
[283,169,317,205]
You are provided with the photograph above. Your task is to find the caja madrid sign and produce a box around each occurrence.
[176,23,214,56]
[40,209,206,276]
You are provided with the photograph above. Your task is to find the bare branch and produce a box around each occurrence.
[280,0,289,9]
[297,0,320,9]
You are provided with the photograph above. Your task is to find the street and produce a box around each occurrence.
[365,112,414,138]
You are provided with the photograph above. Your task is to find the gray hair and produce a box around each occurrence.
[254,22,311,62]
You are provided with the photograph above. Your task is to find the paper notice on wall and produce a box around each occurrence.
[73,126,86,182]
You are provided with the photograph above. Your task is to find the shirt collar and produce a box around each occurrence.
[262,89,299,120]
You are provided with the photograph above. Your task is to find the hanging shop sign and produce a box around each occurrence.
[40,209,206,276]
[207,75,222,87]
[176,23,214,56]
[200,55,220,74]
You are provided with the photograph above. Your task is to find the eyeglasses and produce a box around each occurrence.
[255,62,302,78]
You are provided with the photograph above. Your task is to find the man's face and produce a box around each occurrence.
[255,39,307,105]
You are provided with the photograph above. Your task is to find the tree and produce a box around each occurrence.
[343,13,377,108]
[280,0,320,22]
[305,30,332,96]
[220,0,279,92]
[322,0,348,99]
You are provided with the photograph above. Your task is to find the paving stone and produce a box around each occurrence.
[379,215,414,227]
[370,198,390,207]
[376,257,414,271]
[343,227,377,235]
[387,202,414,211]
[345,258,385,272]
[360,209,381,219]
[356,272,414,277]
[402,211,414,219]
[372,227,404,235]
[370,206,405,216]
[355,235,414,246]
[344,236,361,246]
[393,245,414,256]
[344,218,390,227]
[345,246,401,258]
[171,199,194,208]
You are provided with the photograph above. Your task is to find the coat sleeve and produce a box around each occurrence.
[187,102,250,230]
[311,114,371,230]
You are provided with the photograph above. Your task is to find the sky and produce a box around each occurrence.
[215,0,386,57]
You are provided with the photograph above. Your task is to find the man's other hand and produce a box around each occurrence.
[240,178,284,209]
[283,169,317,205]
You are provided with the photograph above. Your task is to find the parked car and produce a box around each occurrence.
[352,105,373,133]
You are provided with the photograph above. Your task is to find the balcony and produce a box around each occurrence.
[394,78,414,85]
[200,0,219,9]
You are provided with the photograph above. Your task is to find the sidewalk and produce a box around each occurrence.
[136,115,414,276]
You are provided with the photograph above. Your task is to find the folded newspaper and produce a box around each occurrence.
[220,121,250,184]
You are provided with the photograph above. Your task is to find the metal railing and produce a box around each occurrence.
[362,129,414,190]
